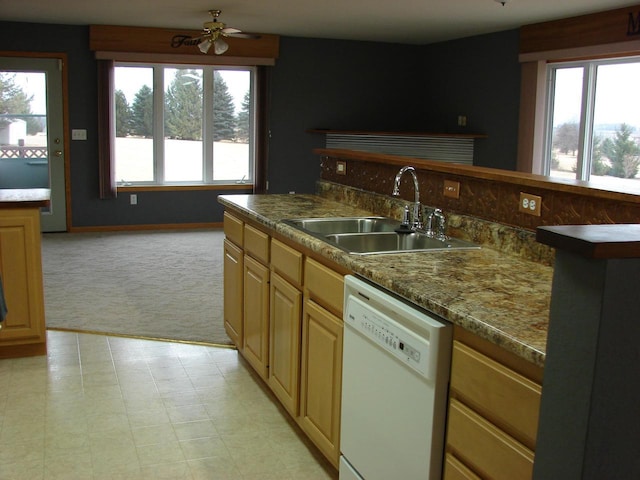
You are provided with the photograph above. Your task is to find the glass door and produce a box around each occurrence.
[0,56,67,232]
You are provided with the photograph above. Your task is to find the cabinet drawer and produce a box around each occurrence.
[244,224,270,264]
[271,239,303,287]
[447,399,534,480]
[304,258,344,317]
[450,341,541,449]
[223,212,243,247]
[443,453,481,480]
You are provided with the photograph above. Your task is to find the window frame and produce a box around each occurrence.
[113,61,257,187]
[542,55,640,183]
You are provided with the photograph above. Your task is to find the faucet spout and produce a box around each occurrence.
[392,166,423,230]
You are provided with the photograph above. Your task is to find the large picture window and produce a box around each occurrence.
[114,63,255,186]
[544,57,640,192]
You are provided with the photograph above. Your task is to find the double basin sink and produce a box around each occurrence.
[282,216,480,255]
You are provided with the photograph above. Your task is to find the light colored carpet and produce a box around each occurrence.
[41,229,233,346]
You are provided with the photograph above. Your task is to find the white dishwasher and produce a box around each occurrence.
[340,275,452,480]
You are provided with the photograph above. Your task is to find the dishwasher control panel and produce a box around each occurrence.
[343,275,452,382]
[345,296,431,378]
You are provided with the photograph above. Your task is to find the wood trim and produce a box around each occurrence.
[69,222,222,233]
[519,40,640,63]
[536,224,640,259]
[516,62,537,173]
[90,25,279,61]
[308,129,487,139]
[520,5,640,54]
[516,61,547,174]
[95,51,276,67]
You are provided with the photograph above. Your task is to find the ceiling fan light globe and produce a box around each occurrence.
[198,39,212,54]
[213,38,229,55]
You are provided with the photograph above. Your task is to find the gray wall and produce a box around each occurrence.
[0,22,521,228]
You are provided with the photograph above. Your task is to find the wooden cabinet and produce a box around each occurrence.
[223,212,244,348]
[243,254,270,378]
[242,224,270,379]
[268,239,303,417]
[222,212,272,378]
[444,327,543,480]
[299,258,344,468]
[222,210,346,468]
[223,239,243,347]
[0,207,46,358]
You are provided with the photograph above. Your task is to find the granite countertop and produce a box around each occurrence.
[219,193,552,367]
[0,188,50,208]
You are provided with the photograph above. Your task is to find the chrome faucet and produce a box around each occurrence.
[427,208,447,240]
[392,166,423,230]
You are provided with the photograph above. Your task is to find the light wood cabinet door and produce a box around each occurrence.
[243,254,270,379]
[299,298,343,468]
[268,271,302,416]
[0,208,46,357]
[223,239,243,347]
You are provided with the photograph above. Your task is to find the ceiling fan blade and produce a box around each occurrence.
[224,32,261,39]
[221,27,242,34]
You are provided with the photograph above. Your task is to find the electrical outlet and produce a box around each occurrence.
[519,192,541,216]
[336,160,347,175]
[130,194,137,205]
[444,180,460,199]
[71,129,87,140]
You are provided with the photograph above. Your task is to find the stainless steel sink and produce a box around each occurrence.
[325,231,480,255]
[282,216,480,255]
[282,217,400,235]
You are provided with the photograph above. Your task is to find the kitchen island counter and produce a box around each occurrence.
[219,192,551,367]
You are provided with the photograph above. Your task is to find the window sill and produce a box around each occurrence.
[117,183,254,193]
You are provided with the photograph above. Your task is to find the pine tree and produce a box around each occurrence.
[0,73,34,131]
[590,135,609,176]
[164,70,203,140]
[130,85,153,138]
[115,89,130,137]
[603,123,640,179]
[236,90,251,143]
[213,72,236,141]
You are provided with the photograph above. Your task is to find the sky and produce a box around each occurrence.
[114,66,250,113]
[553,61,640,129]
[10,71,47,114]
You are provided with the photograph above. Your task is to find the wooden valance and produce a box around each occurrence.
[89,25,279,65]
[520,5,640,56]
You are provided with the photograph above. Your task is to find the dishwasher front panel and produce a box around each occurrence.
[340,275,452,480]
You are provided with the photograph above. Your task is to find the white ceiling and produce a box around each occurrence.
[3,0,639,45]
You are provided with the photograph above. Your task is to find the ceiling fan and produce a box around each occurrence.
[196,9,259,55]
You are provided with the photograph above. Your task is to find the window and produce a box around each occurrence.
[544,57,640,191]
[114,63,255,185]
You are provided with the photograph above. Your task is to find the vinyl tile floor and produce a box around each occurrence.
[0,330,338,480]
